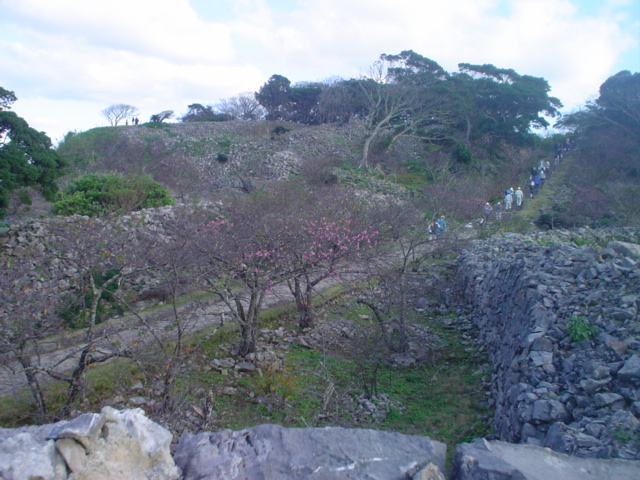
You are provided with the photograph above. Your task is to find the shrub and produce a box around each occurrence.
[53,173,173,217]
[271,125,289,137]
[452,142,473,164]
[566,316,597,342]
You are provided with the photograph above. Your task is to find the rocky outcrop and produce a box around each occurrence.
[0,409,447,480]
[456,227,640,460]
[0,407,179,480]
[449,438,639,480]
[3,407,637,479]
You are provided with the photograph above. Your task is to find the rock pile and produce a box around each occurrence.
[456,227,640,460]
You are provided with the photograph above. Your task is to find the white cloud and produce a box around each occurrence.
[2,0,234,63]
[0,0,637,140]
[227,0,637,108]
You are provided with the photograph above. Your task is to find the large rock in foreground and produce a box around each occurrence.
[174,423,447,480]
[0,407,179,480]
[450,439,639,480]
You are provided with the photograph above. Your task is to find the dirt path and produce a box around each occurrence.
[0,224,475,398]
[0,245,400,396]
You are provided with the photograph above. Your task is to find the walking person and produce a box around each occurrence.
[514,187,524,210]
[482,202,493,224]
[504,190,513,211]
[494,201,503,221]
[428,219,439,241]
[436,216,447,237]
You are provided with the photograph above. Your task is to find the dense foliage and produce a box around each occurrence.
[0,87,67,218]
[181,103,233,122]
[53,173,173,216]
[546,70,640,227]
[253,50,561,152]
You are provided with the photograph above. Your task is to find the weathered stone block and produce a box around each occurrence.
[174,424,446,480]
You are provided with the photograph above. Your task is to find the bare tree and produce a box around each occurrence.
[113,209,217,418]
[41,218,142,418]
[102,103,139,126]
[0,243,59,421]
[215,92,266,121]
[358,52,449,169]
[0,217,142,421]
[194,191,294,356]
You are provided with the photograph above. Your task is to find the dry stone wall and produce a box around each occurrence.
[455,227,640,460]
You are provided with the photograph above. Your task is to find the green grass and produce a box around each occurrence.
[0,272,491,476]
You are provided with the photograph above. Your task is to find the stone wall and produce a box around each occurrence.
[455,227,640,460]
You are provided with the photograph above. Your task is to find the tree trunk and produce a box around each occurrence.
[238,322,257,357]
[236,288,264,356]
[293,276,315,329]
[18,354,48,420]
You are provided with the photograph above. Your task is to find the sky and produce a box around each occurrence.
[0,0,638,144]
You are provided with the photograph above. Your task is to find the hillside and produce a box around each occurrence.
[56,120,370,199]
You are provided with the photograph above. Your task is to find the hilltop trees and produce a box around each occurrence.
[562,70,639,146]
[554,70,640,226]
[215,93,266,121]
[101,103,139,126]
[253,50,561,169]
[451,64,562,144]
[181,103,232,122]
[0,87,17,110]
[0,86,67,218]
[150,110,174,123]
[357,50,450,168]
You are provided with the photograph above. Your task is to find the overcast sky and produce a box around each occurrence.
[1,0,638,144]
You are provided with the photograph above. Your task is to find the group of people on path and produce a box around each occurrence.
[483,186,525,223]
[481,141,570,225]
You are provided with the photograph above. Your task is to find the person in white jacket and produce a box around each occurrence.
[504,191,513,211]
[514,187,524,210]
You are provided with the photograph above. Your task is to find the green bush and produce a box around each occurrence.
[53,173,173,217]
[566,316,597,342]
[452,142,473,164]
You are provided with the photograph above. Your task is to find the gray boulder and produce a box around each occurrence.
[0,423,68,480]
[618,354,640,383]
[607,241,640,259]
[0,407,179,480]
[449,438,640,480]
[174,423,446,479]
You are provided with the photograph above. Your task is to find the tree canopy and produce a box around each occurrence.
[101,104,139,126]
[0,87,67,217]
[181,103,233,122]
[254,50,564,158]
[562,70,639,142]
